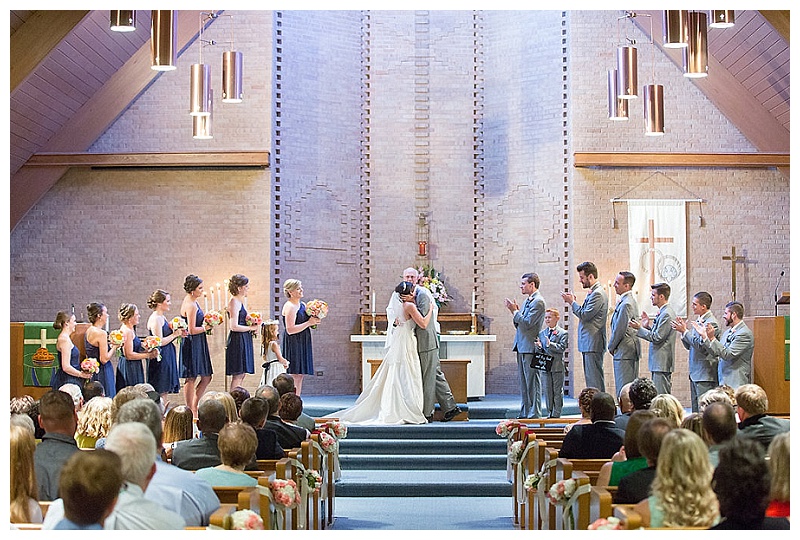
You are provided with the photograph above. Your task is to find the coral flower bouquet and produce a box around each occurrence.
[203,310,224,334]
[305,299,328,329]
[142,335,162,361]
[246,311,263,327]
[80,357,100,375]
[226,509,264,530]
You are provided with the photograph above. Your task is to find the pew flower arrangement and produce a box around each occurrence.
[588,516,622,530]
[80,357,100,375]
[226,509,264,530]
[508,440,525,464]
[317,431,339,453]
[304,469,323,494]
[523,471,544,493]
[546,478,577,505]
[327,421,348,440]
[269,478,301,509]
[495,419,518,439]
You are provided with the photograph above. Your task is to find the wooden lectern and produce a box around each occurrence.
[747,316,790,415]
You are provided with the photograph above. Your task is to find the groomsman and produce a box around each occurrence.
[536,308,568,418]
[562,261,608,392]
[629,282,676,395]
[607,271,641,393]
[693,301,754,389]
[505,273,546,419]
[672,291,720,412]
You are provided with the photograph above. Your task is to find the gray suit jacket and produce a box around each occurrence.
[513,291,545,354]
[636,303,676,373]
[681,311,720,382]
[571,282,608,353]
[608,292,640,360]
[413,286,438,353]
[537,325,568,372]
[706,321,754,388]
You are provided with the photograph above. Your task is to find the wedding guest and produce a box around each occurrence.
[734,384,790,451]
[559,391,624,459]
[50,311,91,389]
[225,274,257,390]
[273,373,316,432]
[628,377,658,412]
[597,409,656,487]
[74,396,112,449]
[172,399,227,471]
[33,390,80,501]
[180,274,214,416]
[563,386,598,434]
[264,387,309,450]
[613,382,634,430]
[261,319,289,386]
[649,393,684,429]
[58,383,84,412]
[680,412,704,439]
[765,432,790,518]
[229,386,251,416]
[281,279,321,395]
[240,397,284,460]
[200,391,239,423]
[11,394,45,439]
[10,412,36,436]
[146,289,184,400]
[85,302,120,398]
[698,386,736,412]
[701,401,737,467]
[115,303,158,394]
[614,417,673,504]
[82,380,105,403]
[162,405,195,460]
[633,429,719,528]
[10,425,42,524]
[195,422,259,488]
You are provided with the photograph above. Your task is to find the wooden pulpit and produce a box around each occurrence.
[747,316,790,415]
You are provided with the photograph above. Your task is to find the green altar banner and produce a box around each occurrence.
[22,322,59,387]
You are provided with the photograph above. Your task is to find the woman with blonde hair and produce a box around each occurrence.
[649,393,685,428]
[10,425,42,524]
[162,405,195,460]
[766,432,790,518]
[74,396,113,449]
[281,279,321,395]
[200,391,239,424]
[634,428,719,528]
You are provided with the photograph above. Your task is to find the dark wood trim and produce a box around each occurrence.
[573,152,789,168]
[26,151,270,168]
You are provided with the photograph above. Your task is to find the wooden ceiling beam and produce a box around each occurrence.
[10,10,90,92]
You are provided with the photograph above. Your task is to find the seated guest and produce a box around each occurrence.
[680,412,704,438]
[11,395,45,439]
[559,391,625,459]
[614,417,673,504]
[734,384,790,451]
[58,383,84,413]
[10,425,42,525]
[276,393,311,444]
[113,399,220,527]
[649,393,684,429]
[81,380,105,403]
[765,432,790,518]
[598,409,656,487]
[44,422,186,529]
[710,436,790,530]
[240,397,284,460]
[273,373,316,431]
[172,399,228,470]
[162,405,195,460]
[50,449,123,530]
[229,386,251,417]
[633,429,719,528]
[262,385,309,450]
[33,390,80,501]
[563,387,598,434]
[94,386,148,449]
[628,377,658,412]
[698,387,736,412]
[10,413,35,436]
[200,391,239,423]
[195,422,259,487]
[701,401,738,467]
[613,382,634,431]
[74,396,112,449]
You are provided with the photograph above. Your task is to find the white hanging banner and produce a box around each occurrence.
[627,200,687,317]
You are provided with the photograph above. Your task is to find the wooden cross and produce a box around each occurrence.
[722,245,745,300]
[638,219,674,285]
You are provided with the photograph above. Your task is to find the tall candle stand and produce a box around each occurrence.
[370,312,377,335]
[470,312,477,335]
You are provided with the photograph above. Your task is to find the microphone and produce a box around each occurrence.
[774,270,785,316]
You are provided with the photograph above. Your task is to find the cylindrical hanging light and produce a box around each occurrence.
[643,84,665,136]
[607,69,629,120]
[616,45,638,99]
[190,63,212,116]
[192,91,213,139]
[709,10,735,28]
[222,51,243,103]
[662,10,689,48]
[684,11,709,78]
[150,10,176,71]
[110,10,136,32]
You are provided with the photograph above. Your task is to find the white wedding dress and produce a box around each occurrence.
[331,293,427,425]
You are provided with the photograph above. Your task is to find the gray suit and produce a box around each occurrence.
[706,321,754,389]
[636,303,677,394]
[537,325,567,417]
[512,291,545,418]
[571,282,608,391]
[607,292,641,392]
[681,310,720,411]
[413,286,456,417]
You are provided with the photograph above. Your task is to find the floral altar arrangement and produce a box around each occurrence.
[588,516,622,530]
[225,509,264,530]
[203,310,224,334]
[416,265,450,307]
[80,358,100,376]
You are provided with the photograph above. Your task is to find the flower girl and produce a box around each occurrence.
[260,320,289,386]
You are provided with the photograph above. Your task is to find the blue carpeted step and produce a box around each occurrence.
[335,469,512,498]
[341,454,507,470]
[340,438,506,455]
[341,423,501,440]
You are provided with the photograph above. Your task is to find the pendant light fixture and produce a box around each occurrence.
[150,10,176,71]
[709,10,735,28]
[683,11,709,78]
[616,12,638,100]
[221,14,243,103]
[607,69,629,120]
[192,90,213,139]
[190,13,214,116]
[110,10,136,32]
[662,10,689,48]
[644,84,664,136]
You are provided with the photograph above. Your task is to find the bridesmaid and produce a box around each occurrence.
[225,274,256,390]
[146,289,185,401]
[180,274,213,416]
[115,303,157,394]
[50,311,91,389]
[281,279,320,395]
[85,302,120,398]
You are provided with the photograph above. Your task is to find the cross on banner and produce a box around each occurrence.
[637,219,675,285]
[23,328,58,349]
[722,245,745,301]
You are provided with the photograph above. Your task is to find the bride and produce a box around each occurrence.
[331,281,429,425]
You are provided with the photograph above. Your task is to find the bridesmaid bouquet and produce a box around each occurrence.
[80,357,100,375]
[169,316,188,348]
[204,310,224,335]
[305,299,328,329]
[142,335,162,362]
[246,311,263,327]
[108,330,124,356]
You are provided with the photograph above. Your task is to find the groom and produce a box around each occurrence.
[401,267,462,422]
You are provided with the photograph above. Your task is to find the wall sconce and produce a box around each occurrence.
[416,212,429,259]
[709,10,735,28]
[150,10,176,71]
[110,10,136,32]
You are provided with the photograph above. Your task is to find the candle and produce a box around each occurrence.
[371,291,376,314]
[204,292,209,314]
[471,290,476,314]
[217,283,222,311]
[105,317,109,333]
[224,279,229,308]
[210,287,215,311]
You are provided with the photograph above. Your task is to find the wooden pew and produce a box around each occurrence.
[213,485,255,504]
[207,503,239,528]
[585,484,613,529]
[258,457,297,530]
[537,447,564,530]
[314,426,338,527]
[525,438,554,531]
[556,458,610,485]
[298,439,326,530]
[509,422,526,526]
[613,504,643,529]
[562,471,592,529]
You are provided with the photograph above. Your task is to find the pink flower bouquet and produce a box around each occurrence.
[80,357,100,375]
[327,421,348,440]
[270,478,301,509]
[227,509,264,530]
[305,469,323,494]
[588,516,622,530]
[203,310,224,334]
[246,311,263,327]
[495,419,518,438]
[546,478,577,505]
[318,431,339,453]
[142,335,162,351]
[305,299,328,329]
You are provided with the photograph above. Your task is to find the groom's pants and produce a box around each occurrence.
[419,348,456,417]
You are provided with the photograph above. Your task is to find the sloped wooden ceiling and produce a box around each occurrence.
[8,10,790,230]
